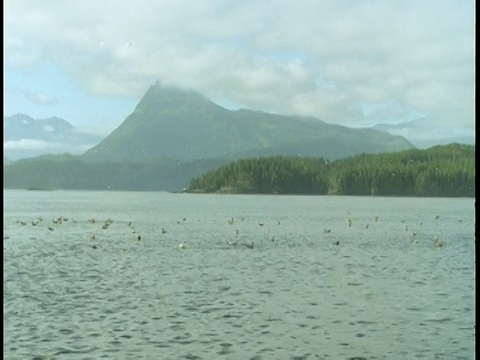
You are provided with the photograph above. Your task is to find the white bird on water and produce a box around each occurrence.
[178,242,185,250]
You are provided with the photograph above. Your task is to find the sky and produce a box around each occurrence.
[3,0,476,142]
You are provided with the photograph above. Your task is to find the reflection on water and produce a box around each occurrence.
[3,191,475,359]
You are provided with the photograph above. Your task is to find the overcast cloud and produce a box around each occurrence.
[4,0,475,131]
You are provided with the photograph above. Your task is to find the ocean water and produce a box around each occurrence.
[3,190,475,359]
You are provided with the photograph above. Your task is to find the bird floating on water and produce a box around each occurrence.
[433,236,444,247]
[178,242,186,249]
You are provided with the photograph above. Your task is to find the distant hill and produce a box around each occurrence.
[82,82,414,162]
[4,81,419,192]
[4,114,105,160]
[373,118,475,149]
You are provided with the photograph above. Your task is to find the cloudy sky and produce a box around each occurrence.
[4,0,475,139]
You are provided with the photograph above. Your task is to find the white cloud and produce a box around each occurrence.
[4,139,96,153]
[4,0,475,131]
[23,90,58,105]
[4,139,64,151]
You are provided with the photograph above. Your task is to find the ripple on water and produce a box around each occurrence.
[3,193,475,359]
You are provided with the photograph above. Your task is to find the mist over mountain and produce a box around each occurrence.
[82,82,414,162]
[4,114,105,160]
[373,118,475,149]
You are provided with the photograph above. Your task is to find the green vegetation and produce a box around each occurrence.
[3,155,229,192]
[4,144,474,196]
[81,83,414,162]
[187,144,475,197]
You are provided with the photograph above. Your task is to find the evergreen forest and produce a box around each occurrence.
[187,143,475,197]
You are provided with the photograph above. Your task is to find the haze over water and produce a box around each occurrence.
[3,190,475,359]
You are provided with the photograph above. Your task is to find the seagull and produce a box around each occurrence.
[228,217,234,225]
[433,236,444,247]
[178,242,185,249]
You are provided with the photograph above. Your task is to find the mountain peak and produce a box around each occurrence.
[135,81,210,114]
[83,82,414,162]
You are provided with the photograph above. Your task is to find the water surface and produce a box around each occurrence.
[3,191,475,359]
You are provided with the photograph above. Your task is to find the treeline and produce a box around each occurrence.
[187,143,475,197]
[3,154,229,192]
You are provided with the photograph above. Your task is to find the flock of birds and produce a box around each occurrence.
[3,212,464,251]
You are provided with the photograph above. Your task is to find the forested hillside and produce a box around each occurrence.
[187,144,475,197]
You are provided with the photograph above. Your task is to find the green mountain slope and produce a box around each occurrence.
[82,82,414,162]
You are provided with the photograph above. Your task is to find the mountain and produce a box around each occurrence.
[83,82,414,162]
[4,114,105,161]
[373,118,475,149]
[4,157,13,165]
[4,82,418,192]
